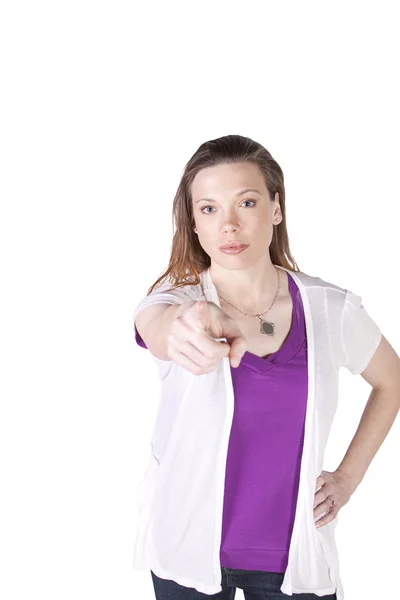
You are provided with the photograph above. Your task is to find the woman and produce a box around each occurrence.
[132,134,400,599]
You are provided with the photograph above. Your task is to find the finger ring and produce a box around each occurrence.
[327,496,334,507]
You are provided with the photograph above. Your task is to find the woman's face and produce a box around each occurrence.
[191,162,281,268]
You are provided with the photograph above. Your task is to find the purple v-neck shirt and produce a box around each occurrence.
[134,272,308,574]
[219,272,308,572]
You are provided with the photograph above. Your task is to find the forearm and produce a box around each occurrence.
[336,384,400,492]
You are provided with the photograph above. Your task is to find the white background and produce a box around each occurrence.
[1,2,399,599]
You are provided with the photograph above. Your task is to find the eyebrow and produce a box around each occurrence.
[195,188,262,203]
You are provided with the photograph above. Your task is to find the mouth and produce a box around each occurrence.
[219,243,249,254]
[219,242,248,249]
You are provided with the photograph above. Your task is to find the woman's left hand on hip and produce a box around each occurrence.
[313,469,355,528]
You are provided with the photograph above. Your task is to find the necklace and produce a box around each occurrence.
[216,267,281,336]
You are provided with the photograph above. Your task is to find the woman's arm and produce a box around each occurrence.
[135,303,183,361]
[336,334,400,491]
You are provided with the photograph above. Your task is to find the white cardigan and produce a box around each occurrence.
[131,265,382,599]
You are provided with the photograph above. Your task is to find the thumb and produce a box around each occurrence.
[228,337,247,368]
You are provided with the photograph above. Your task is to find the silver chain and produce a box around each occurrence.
[216,266,281,336]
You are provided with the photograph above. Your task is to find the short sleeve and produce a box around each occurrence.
[340,289,382,374]
[132,280,196,349]
[135,324,148,349]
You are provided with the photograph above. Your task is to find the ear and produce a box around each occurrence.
[273,192,281,213]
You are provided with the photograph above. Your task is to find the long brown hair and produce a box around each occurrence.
[146,134,300,295]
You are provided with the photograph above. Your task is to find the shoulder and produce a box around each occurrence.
[293,269,379,329]
[288,269,347,297]
[132,278,199,327]
[289,269,368,322]
[153,280,198,298]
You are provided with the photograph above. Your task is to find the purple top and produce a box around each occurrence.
[219,272,308,572]
[134,272,308,573]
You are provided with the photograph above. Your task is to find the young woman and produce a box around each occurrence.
[132,134,400,600]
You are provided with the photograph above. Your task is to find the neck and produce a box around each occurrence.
[209,260,286,313]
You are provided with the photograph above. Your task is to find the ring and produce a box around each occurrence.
[327,496,335,507]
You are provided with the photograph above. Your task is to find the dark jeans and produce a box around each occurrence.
[151,566,337,599]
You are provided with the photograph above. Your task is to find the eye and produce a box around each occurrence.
[200,199,256,214]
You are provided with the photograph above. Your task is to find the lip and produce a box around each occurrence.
[219,242,248,249]
[220,244,249,254]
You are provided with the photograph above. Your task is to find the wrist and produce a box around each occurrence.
[335,466,362,494]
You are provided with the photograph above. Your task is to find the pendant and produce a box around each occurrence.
[259,318,275,335]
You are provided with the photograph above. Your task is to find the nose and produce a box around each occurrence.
[222,217,241,233]
[223,225,241,238]
[219,206,243,234]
